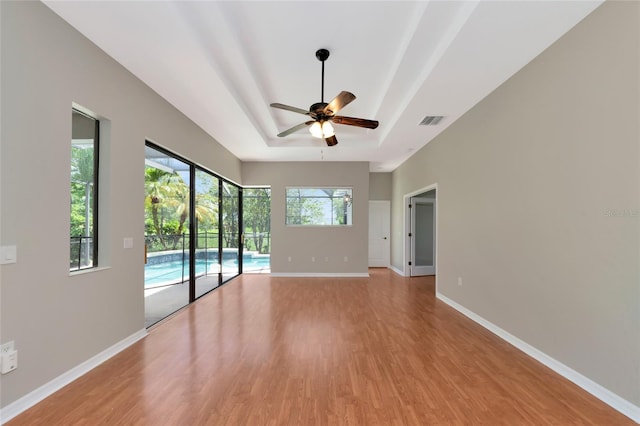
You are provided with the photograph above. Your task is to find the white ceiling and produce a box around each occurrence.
[44,0,602,172]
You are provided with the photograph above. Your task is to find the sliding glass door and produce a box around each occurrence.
[144,145,191,326]
[144,142,242,327]
[195,170,220,298]
[221,182,241,281]
[242,188,271,273]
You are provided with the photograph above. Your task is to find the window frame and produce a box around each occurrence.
[285,187,353,227]
[70,108,99,271]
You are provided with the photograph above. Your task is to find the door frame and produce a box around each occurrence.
[403,184,438,277]
[410,197,436,276]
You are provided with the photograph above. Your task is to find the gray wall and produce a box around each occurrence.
[391,1,639,405]
[243,162,369,274]
[369,172,392,200]
[1,0,638,415]
[0,1,241,408]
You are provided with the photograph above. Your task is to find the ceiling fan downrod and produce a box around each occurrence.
[316,48,330,103]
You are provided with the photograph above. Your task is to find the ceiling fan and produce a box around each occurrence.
[270,49,379,146]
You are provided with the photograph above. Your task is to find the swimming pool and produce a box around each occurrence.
[144,256,270,287]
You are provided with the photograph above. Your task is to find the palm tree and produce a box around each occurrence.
[145,167,173,249]
[145,168,217,250]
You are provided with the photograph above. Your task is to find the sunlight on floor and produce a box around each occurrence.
[144,287,169,297]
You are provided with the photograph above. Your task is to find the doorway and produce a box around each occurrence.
[404,186,437,277]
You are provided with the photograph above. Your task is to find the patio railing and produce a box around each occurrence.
[145,232,270,254]
[70,232,271,272]
[70,236,94,271]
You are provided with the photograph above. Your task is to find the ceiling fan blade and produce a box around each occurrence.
[323,91,356,115]
[325,135,338,146]
[277,121,314,137]
[332,115,379,129]
[270,103,310,116]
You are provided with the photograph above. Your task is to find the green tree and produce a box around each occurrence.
[221,183,239,248]
[70,145,96,268]
[286,189,324,225]
[145,167,217,251]
[70,146,95,237]
[243,188,271,253]
[194,172,219,250]
[145,168,189,250]
[145,167,173,249]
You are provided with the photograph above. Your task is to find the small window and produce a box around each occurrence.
[286,187,352,226]
[70,109,99,271]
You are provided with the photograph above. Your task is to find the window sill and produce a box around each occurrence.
[69,266,111,277]
[285,225,353,228]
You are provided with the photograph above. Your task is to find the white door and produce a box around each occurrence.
[410,198,435,276]
[369,200,390,267]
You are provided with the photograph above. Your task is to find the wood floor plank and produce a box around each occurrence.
[6,269,635,425]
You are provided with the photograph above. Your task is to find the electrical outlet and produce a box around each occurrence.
[311,257,315,262]
[288,256,292,262]
[1,351,18,374]
[1,341,14,354]
[0,341,17,374]
[0,246,17,264]
[458,277,463,286]
[344,256,348,262]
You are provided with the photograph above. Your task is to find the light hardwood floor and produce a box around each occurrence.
[7,269,634,425]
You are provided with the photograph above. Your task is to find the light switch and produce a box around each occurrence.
[123,238,134,249]
[0,246,17,264]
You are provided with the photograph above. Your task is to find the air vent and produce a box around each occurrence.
[419,116,444,126]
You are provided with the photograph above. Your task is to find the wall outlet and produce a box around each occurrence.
[288,256,292,262]
[458,277,463,286]
[311,256,315,262]
[0,246,17,264]
[1,341,14,354]
[1,350,18,374]
[1,342,17,374]
[344,256,348,262]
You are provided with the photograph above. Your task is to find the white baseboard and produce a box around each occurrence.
[436,292,640,424]
[389,265,406,276]
[0,329,147,424]
[270,272,369,278]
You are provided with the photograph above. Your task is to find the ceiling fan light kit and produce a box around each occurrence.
[270,49,379,146]
[309,121,334,139]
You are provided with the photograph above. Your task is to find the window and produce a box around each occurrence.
[286,187,352,226]
[70,109,99,271]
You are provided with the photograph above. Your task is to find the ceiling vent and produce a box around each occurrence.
[419,116,444,126]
